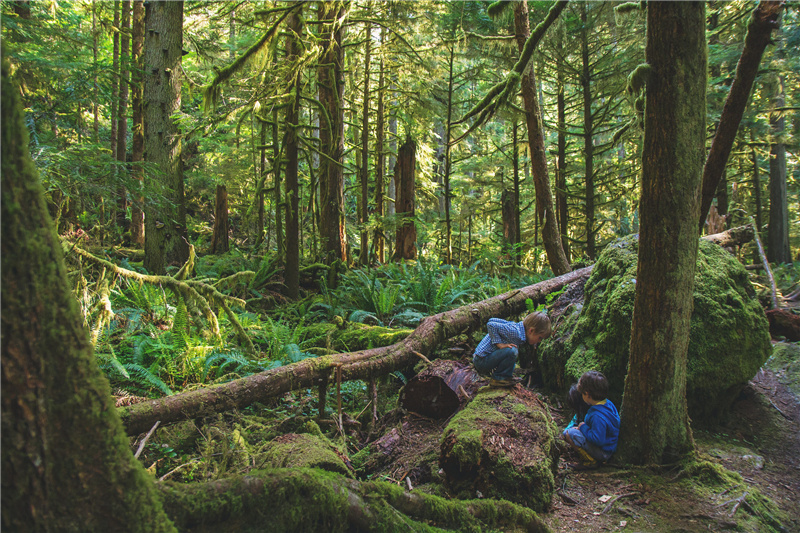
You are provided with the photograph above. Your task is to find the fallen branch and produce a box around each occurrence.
[133,420,160,459]
[119,267,592,434]
[601,492,637,514]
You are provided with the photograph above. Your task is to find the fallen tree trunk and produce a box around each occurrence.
[399,359,482,419]
[157,468,552,532]
[120,267,593,435]
[703,224,755,249]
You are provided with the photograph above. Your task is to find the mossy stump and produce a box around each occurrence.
[439,387,559,512]
[539,234,772,422]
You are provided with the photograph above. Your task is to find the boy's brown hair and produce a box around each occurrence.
[577,370,609,402]
[523,311,552,338]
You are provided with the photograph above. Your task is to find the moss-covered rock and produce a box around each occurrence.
[539,235,772,422]
[439,388,559,511]
[260,432,353,477]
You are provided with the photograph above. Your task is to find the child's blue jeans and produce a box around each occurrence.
[473,346,518,380]
[562,427,614,462]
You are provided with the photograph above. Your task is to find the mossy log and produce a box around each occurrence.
[439,387,559,512]
[399,359,483,419]
[120,267,592,435]
[157,467,552,533]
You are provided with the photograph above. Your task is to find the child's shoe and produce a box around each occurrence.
[573,448,599,470]
[489,377,517,388]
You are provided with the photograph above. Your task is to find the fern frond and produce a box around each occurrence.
[123,364,173,396]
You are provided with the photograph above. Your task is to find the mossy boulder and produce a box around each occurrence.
[261,432,352,477]
[539,234,772,422]
[439,388,559,511]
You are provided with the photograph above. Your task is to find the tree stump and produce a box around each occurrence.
[439,387,559,511]
[399,359,482,419]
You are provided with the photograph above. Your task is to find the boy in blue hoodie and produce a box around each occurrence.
[562,370,620,467]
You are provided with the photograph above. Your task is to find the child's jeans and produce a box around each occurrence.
[473,346,518,380]
[562,427,614,462]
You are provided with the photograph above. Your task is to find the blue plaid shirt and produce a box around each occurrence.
[473,318,527,358]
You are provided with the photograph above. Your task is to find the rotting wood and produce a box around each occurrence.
[119,266,592,435]
[399,359,482,419]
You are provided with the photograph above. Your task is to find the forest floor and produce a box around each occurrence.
[540,362,800,533]
[362,344,800,533]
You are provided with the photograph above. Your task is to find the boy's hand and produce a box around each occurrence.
[496,343,517,349]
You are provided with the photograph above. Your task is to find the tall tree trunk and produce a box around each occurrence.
[117,0,131,231]
[143,0,188,274]
[394,137,417,261]
[92,2,100,142]
[273,107,283,265]
[1,57,176,533]
[767,22,790,265]
[580,1,596,259]
[374,47,386,263]
[514,0,570,275]
[618,1,706,465]
[111,1,120,163]
[359,22,372,266]
[698,1,783,230]
[512,120,522,262]
[443,47,455,265]
[318,1,347,285]
[210,184,229,254]
[130,0,145,246]
[555,19,569,261]
[284,7,302,299]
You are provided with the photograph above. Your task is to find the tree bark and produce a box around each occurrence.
[514,0,571,275]
[766,24,791,264]
[210,184,229,254]
[143,0,188,274]
[1,58,176,533]
[284,7,302,299]
[120,267,592,435]
[117,0,131,230]
[580,2,596,259]
[618,1,706,465]
[555,19,570,261]
[374,45,386,263]
[698,1,784,231]
[318,1,347,284]
[359,22,371,266]
[394,136,417,261]
[130,0,145,246]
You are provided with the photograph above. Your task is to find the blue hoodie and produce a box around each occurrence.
[579,399,620,454]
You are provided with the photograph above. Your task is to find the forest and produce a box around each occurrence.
[2,0,800,532]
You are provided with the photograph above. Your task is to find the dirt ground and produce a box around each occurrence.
[542,366,800,533]
[364,363,800,533]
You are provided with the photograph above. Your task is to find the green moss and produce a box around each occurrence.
[440,390,558,511]
[539,235,772,422]
[766,342,800,397]
[261,433,352,477]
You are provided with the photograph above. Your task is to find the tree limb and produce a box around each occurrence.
[698,1,784,230]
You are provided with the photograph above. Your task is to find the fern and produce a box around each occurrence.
[202,350,255,380]
[172,297,191,352]
[284,343,314,363]
[348,309,381,326]
[122,363,174,396]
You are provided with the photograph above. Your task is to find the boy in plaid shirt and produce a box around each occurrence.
[472,311,551,387]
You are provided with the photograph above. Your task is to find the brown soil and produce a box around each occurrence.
[363,368,800,532]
